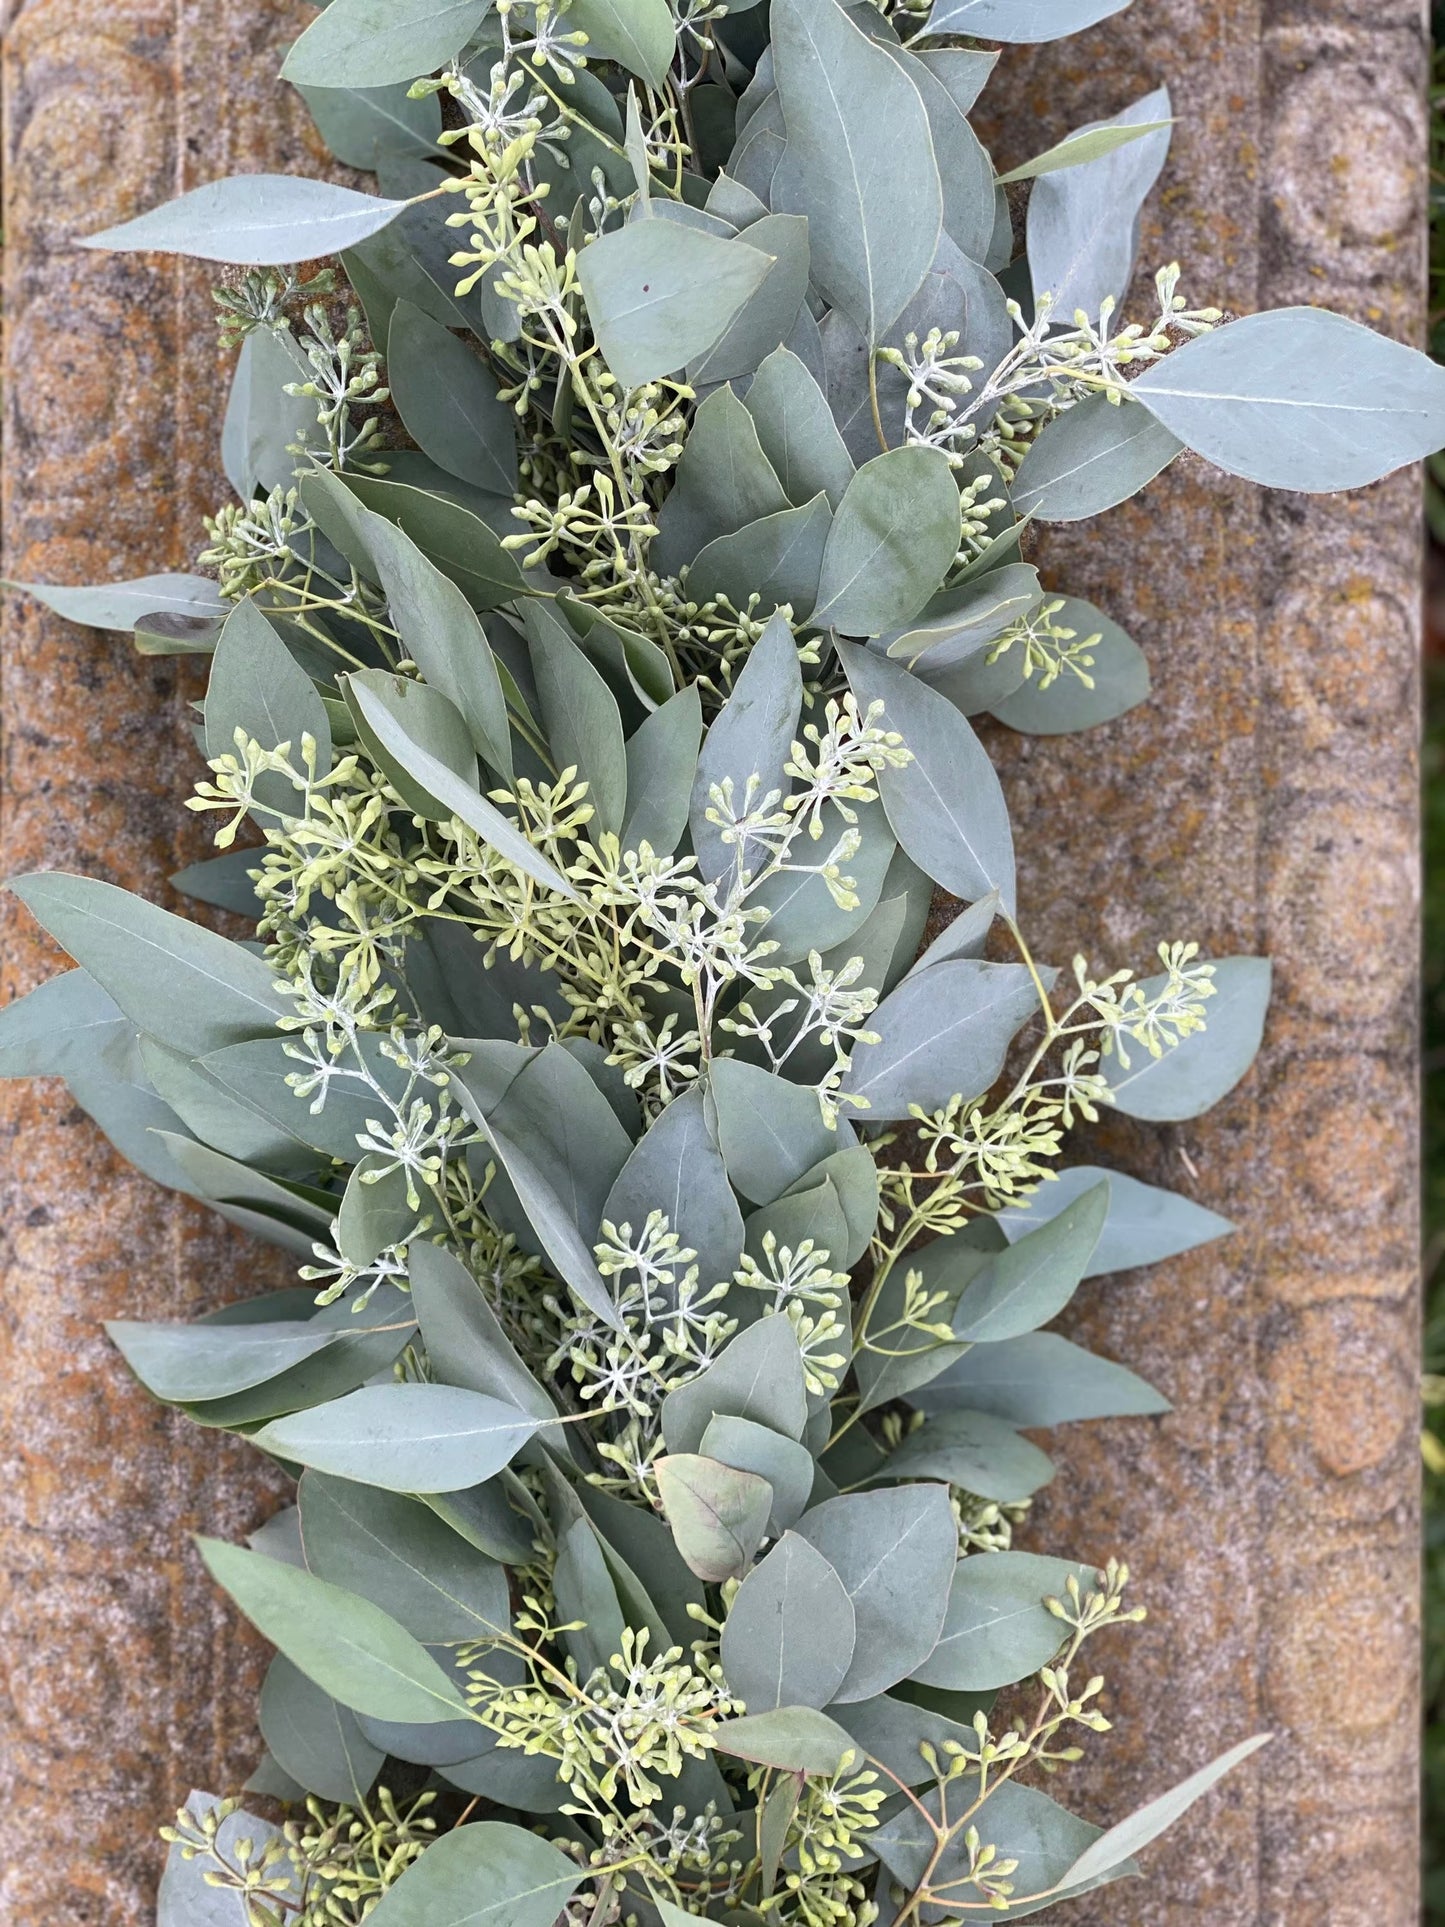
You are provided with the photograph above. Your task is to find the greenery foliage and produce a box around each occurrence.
[4,0,1442,1918]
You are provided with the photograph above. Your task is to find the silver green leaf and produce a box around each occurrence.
[204,598,332,811]
[8,873,288,1057]
[911,1549,1093,1691]
[655,1452,773,1581]
[1011,394,1183,523]
[837,640,1016,910]
[771,0,941,343]
[567,0,676,89]
[365,1822,585,1927]
[923,0,1133,42]
[254,1383,544,1493]
[386,299,518,495]
[299,1471,511,1642]
[813,445,960,637]
[996,1163,1231,1277]
[577,220,774,388]
[1026,89,1172,317]
[842,959,1039,1121]
[281,0,485,87]
[917,1332,1171,1427]
[792,1484,957,1701]
[710,1705,858,1775]
[299,82,442,171]
[721,1532,857,1710]
[951,1180,1109,1341]
[1054,1736,1271,1893]
[1131,306,1445,490]
[622,683,704,855]
[1101,955,1270,1120]
[196,1537,470,1724]
[83,175,408,265]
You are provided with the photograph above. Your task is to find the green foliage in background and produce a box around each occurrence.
[3,0,1443,1918]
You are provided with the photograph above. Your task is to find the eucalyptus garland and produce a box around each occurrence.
[4,0,1441,1920]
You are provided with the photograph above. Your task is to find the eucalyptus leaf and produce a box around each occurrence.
[1055,1735,1271,1891]
[662,1314,809,1452]
[654,385,792,577]
[688,495,832,622]
[526,606,629,837]
[837,641,1016,912]
[577,220,775,387]
[842,959,1039,1121]
[622,684,703,854]
[603,1084,745,1300]
[918,1330,1171,1425]
[884,564,1042,667]
[871,1777,1116,1919]
[1131,306,1445,490]
[922,0,1132,34]
[1027,88,1171,317]
[813,446,959,637]
[8,872,288,1057]
[792,1484,957,1701]
[875,1409,1054,1502]
[364,1822,584,1927]
[702,1415,818,1534]
[204,598,332,812]
[710,1705,859,1775]
[299,1471,511,1642]
[771,0,941,342]
[282,0,484,87]
[106,1318,347,1405]
[344,472,528,608]
[655,1452,773,1581]
[998,116,1174,185]
[688,213,811,386]
[197,1538,470,1724]
[7,573,226,633]
[690,610,801,884]
[834,1689,992,1789]
[997,1164,1231,1277]
[1011,395,1183,524]
[911,1550,1092,1691]
[710,1057,841,1205]
[568,0,676,88]
[386,300,518,495]
[744,345,856,508]
[344,672,575,895]
[990,598,1150,734]
[300,81,442,170]
[951,1179,1109,1341]
[721,1530,857,1710]
[158,1793,294,1924]
[359,508,513,777]
[221,325,318,497]
[253,1383,544,1492]
[84,175,408,265]
[1102,956,1270,1120]
[259,1655,383,1803]
[410,1241,562,1426]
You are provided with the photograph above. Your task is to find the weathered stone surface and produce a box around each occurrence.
[975,4,1425,1921]
[0,3,329,1916]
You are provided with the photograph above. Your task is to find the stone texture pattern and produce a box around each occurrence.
[974,3,1427,1921]
[0,3,331,1916]
[0,0,1426,1921]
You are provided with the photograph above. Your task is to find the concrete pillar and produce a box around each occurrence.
[979,4,1426,1921]
[0,4,322,1916]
